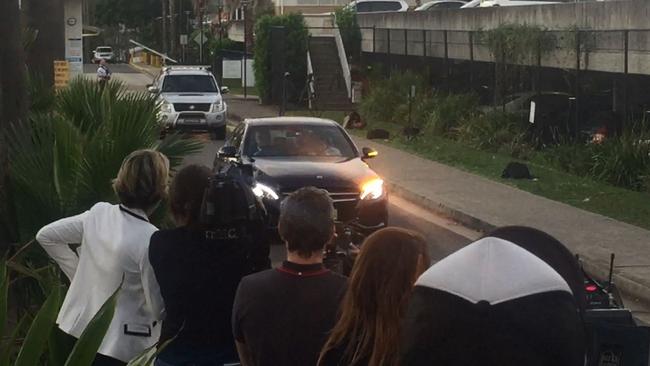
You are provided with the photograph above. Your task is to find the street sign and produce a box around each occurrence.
[180,34,188,45]
[53,60,70,90]
[193,32,208,45]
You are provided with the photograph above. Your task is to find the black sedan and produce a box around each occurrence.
[214,117,388,242]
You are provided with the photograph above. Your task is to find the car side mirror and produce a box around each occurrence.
[147,86,159,94]
[218,146,238,158]
[362,147,378,159]
[220,86,230,94]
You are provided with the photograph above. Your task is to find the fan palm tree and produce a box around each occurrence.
[8,77,203,241]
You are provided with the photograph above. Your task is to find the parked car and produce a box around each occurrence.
[461,0,568,7]
[92,46,114,63]
[415,0,467,10]
[214,117,388,244]
[148,65,229,140]
[344,0,409,13]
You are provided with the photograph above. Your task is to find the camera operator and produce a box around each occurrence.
[148,164,270,366]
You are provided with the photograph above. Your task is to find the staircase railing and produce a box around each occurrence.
[332,27,352,100]
[306,48,315,109]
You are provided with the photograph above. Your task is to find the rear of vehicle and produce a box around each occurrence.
[93,47,114,62]
[348,0,409,13]
[153,67,228,140]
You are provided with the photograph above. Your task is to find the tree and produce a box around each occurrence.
[22,0,65,84]
[0,0,28,254]
[170,0,177,58]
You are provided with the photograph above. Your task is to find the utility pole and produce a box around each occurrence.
[185,10,191,63]
[199,8,204,63]
[170,0,177,58]
[161,0,168,54]
[242,0,250,99]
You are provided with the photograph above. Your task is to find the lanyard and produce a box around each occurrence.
[119,205,149,223]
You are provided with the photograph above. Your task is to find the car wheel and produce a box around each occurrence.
[211,125,226,140]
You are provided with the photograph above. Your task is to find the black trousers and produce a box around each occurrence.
[56,328,126,366]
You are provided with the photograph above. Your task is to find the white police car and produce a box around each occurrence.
[148,66,229,140]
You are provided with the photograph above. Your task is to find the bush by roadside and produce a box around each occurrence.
[253,13,308,103]
[358,70,650,194]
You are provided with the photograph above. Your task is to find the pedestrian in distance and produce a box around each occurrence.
[400,234,586,366]
[97,59,112,88]
[36,149,170,366]
[318,227,431,366]
[149,164,270,366]
[232,187,348,366]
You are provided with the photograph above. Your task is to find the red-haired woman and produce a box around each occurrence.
[318,227,431,366]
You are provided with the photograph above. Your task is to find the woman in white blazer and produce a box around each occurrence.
[36,149,170,366]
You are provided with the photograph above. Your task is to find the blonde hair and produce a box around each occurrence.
[112,149,170,212]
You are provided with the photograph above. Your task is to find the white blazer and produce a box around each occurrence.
[36,202,165,362]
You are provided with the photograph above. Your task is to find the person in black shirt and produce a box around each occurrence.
[232,187,348,366]
[149,164,269,366]
[318,228,431,366]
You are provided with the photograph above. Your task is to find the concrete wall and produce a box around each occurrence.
[357,0,650,32]
[357,0,650,76]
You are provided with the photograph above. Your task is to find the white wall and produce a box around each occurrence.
[64,0,83,78]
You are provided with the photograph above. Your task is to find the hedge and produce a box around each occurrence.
[253,13,308,103]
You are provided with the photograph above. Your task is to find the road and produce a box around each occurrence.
[181,134,478,265]
[83,63,153,91]
[102,66,650,322]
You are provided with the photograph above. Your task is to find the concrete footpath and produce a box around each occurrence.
[224,98,650,305]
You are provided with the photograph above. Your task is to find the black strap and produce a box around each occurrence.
[119,205,149,223]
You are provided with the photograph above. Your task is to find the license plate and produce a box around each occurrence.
[182,118,205,124]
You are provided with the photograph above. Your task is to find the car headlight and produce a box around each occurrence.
[160,102,173,113]
[252,183,279,200]
[212,101,225,112]
[360,178,384,200]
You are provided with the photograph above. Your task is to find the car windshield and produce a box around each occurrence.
[97,47,112,53]
[161,75,217,93]
[244,125,356,158]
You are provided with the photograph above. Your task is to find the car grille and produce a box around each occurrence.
[173,103,211,112]
[281,189,359,221]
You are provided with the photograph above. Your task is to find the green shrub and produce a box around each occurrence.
[392,96,437,127]
[359,70,428,125]
[335,7,362,61]
[590,135,650,191]
[424,93,479,137]
[456,111,525,152]
[9,78,203,240]
[253,14,308,103]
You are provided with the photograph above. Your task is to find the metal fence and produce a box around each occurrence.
[357,27,650,130]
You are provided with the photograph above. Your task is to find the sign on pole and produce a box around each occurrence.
[193,32,209,45]
[53,60,70,90]
[180,34,188,45]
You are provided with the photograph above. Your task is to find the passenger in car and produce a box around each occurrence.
[400,233,586,366]
[297,132,342,156]
[318,227,430,366]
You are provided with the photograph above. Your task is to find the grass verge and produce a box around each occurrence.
[289,110,650,230]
